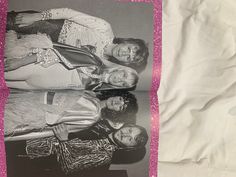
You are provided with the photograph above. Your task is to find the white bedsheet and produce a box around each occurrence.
[158,0,236,176]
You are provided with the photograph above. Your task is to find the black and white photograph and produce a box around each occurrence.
[4,0,153,91]
[3,0,154,177]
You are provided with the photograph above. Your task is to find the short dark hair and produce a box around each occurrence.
[110,38,149,73]
[112,147,147,164]
[97,91,138,124]
[132,124,148,148]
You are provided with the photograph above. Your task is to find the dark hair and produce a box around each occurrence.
[131,124,148,148]
[112,147,146,164]
[109,38,149,73]
[97,91,138,124]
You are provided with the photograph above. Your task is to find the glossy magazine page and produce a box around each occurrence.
[0,1,161,177]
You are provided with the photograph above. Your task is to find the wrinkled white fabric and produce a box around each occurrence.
[159,0,236,176]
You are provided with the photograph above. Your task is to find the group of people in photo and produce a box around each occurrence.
[4,8,150,177]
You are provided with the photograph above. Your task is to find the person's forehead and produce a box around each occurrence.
[121,126,131,131]
[117,70,126,74]
[131,127,141,136]
[125,43,139,48]
[112,69,123,74]
[124,126,139,132]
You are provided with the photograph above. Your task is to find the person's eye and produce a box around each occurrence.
[126,56,131,62]
[123,72,127,78]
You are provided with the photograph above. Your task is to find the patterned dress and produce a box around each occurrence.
[4,91,101,139]
[26,137,117,174]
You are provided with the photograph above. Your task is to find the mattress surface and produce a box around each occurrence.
[159,0,236,176]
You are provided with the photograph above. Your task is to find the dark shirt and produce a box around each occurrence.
[69,119,115,140]
[5,120,117,177]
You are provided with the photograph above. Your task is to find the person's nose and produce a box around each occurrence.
[117,103,124,111]
[130,50,135,59]
[116,98,123,103]
[116,76,122,82]
[119,99,124,107]
[121,49,129,56]
[123,129,130,135]
[122,133,129,137]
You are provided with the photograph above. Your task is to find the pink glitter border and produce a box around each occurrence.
[0,0,9,177]
[118,1,161,177]
[149,0,161,177]
[0,0,161,177]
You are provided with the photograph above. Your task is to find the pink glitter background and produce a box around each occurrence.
[0,0,161,177]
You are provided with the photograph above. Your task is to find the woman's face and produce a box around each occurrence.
[113,126,141,147]
[112,43,139,63]
[106,96,126,111]
[108,70,129,87]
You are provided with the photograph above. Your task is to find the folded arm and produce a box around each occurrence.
[5,49,61,72]
[41,8,112,33]
[4,55,37,72]
[16,8,112,33]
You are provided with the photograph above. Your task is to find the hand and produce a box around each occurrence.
[52,124,69,141]
[15,13,41,27]
[75,39,81,48]
[4,59,24,72]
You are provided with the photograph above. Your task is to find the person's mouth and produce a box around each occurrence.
[111,100,114,107]
[120,131,124,140]
[116,131,121,140]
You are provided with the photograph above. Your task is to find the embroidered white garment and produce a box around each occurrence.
[4,31,53,60]
[41,8,114,59]
[159,0,236,177]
